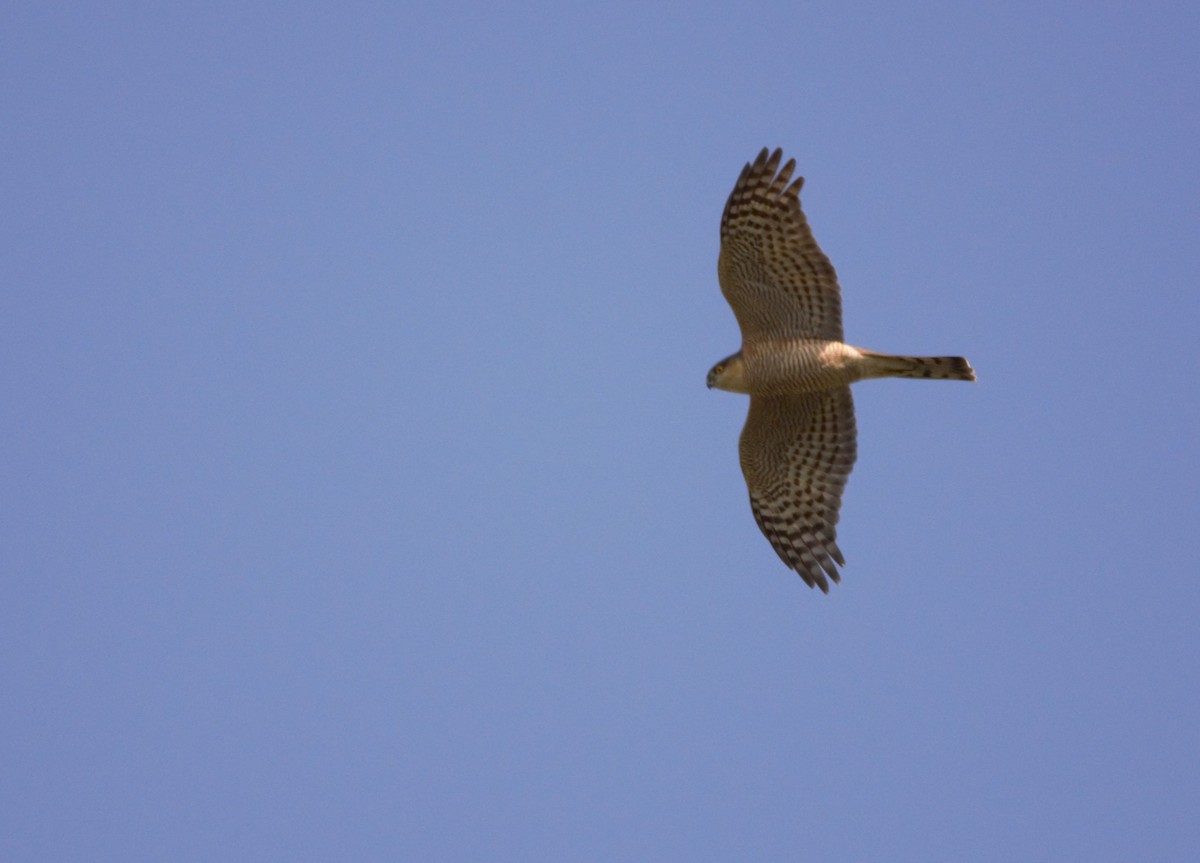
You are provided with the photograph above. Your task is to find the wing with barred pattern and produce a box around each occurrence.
[718,147,844,343]
[738,388,857,592]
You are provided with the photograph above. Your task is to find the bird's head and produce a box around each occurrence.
[707,352,749,393]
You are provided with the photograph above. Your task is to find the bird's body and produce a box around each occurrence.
[711,339,865,395]
[709,148,975,593]
[710,339,974,396]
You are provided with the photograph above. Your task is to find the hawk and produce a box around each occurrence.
[708,148,975,592]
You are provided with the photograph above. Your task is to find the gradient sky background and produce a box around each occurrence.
[3,2,1198,860]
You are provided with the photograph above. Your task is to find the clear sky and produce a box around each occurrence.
[3,2,1198,860]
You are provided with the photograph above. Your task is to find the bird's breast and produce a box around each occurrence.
[743,339,863,395]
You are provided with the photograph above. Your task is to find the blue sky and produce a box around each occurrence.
[3,1,1198,860]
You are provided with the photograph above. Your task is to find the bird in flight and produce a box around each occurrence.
[709,148,975,592]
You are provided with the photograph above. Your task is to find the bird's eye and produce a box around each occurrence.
[714,364,725,375]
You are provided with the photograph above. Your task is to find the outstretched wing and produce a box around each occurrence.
[718,148,844,342]
[738,388,857,592]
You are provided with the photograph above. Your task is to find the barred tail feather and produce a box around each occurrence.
[863,350,977,382]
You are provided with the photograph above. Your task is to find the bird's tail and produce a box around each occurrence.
[861,350,977,382]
